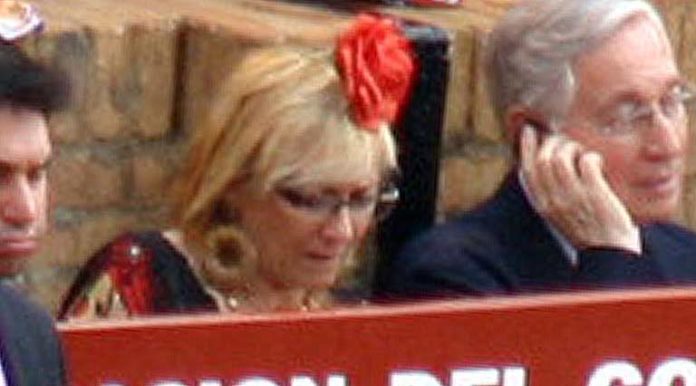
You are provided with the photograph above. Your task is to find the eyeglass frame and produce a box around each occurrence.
[273,180,400,223]
[592,81,696,137]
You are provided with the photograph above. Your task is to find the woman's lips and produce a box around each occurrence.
[306,252,338,261]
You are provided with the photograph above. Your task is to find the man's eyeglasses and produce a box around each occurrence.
[275,183,400,222]
[596,82,696,137]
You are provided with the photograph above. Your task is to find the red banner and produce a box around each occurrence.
[60,286,696,386]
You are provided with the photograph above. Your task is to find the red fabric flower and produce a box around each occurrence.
[337,13,418,131]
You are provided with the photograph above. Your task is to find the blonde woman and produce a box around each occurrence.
[59,14,417,318]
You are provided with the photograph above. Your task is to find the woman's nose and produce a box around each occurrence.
[320,206,356,244]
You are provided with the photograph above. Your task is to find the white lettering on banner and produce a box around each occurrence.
[234,375,348,386]
[97,359,696,386]
[111,375,349,386]
[501,367,526,386]
[391,367,528,386]
[290,375,348,386]
[647,359,696,386]
[451,368,498,385]
[587,358,696,386]
[587,361,643,386]
[391,371,443,386]
[199,381,223,386]
[236,378,279,386]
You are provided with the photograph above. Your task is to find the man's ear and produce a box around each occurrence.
[504,106,534,150]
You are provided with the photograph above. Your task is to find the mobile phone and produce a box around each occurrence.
[517,119,552,158]
[523,118,552,137]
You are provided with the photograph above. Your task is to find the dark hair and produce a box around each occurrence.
[0,43,69,114]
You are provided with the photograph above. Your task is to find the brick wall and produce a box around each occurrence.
[17,0,696,311]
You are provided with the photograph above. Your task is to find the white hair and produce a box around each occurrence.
[484,0,666,126]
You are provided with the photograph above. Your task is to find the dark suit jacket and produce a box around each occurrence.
[376,173,696,300]
[0,284,66,386]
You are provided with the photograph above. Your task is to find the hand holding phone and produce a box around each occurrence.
[519,124,641,254]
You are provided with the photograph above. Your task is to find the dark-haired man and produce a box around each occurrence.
[0,39,69,385]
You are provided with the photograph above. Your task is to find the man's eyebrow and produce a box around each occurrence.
[595,78,685,114]
[590,90,641,118]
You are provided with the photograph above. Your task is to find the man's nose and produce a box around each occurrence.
[643,111,685,160]
[320,206,356,244]
[1,176,38,226]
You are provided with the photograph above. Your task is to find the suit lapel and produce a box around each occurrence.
[644,225,696,282]
[485,173,576,288]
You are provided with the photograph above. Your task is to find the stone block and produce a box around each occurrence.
[687,124,696,177]
[679,174,696,228]
[24,29,93,143]
[131,151,179,204]
[440,28,475,154]
[113,23,178,139]
[471,28,504,143]
[38,227,78,267]
[24,22,177,143]
[33,28,124,141]
[652,0,687,53]
[678,3,696,178]
[178,24,267,137]
[681,3,696,83]
[51,151,125,208]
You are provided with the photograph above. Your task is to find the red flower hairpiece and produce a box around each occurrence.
[337,13,418,132]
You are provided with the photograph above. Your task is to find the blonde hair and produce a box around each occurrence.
[172,45,398,301]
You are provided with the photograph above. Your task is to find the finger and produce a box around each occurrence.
[577,151,640,251]
[543,138,595,235]
[520,125,538,178]
[552,138,585,197]
[578,152,631,222]
[577,151,609,194]
[535,134,566,208]
[520,126,545,205]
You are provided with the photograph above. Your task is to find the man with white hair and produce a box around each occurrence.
[377,0,696,299]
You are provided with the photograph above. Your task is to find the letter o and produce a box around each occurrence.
[587,361,643,386]
[647,358,696,386]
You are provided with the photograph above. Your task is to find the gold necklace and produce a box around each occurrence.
[221,289,321,312]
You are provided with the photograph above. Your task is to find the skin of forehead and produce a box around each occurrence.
[0,107,50,169]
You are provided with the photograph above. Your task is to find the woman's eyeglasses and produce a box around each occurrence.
[275,183,400,222]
